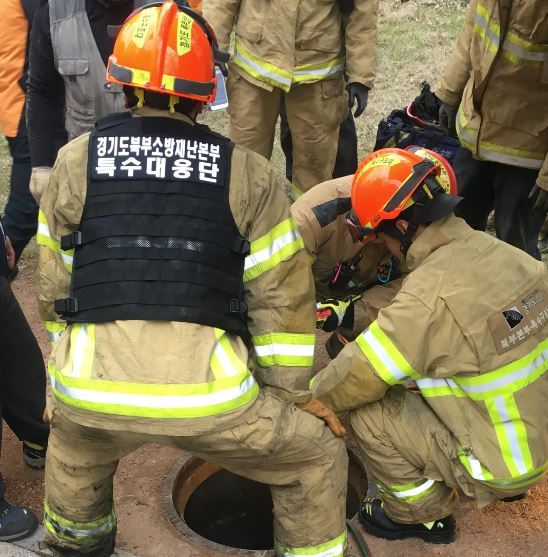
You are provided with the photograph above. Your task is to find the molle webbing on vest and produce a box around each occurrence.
[56,114,249,337]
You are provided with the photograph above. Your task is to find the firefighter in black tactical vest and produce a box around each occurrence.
[37,2,349,556]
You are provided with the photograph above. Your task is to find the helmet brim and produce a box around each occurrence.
[422,193,463,222]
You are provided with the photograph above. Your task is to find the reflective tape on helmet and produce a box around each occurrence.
[233,41,292,91]
[276,529,347,557]
[37,210,74,272]
[376,478,440,503]
[244,218,304,282]
[44,502,116,543]
[252,332,315,367]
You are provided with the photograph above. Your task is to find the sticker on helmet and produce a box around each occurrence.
[364,156,400,171]
[177,12,194,56]
[132,10,158,49]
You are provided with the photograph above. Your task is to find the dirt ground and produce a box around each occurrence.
[2,264,547,557]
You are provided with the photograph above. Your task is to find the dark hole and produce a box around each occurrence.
[183,469,359,550]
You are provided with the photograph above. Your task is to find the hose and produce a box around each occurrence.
[346,518,372,557]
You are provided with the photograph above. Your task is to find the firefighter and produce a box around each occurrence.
[203,0,379,200]
[0,221,49,540]
[291,147,457,358]
[312,148,547,544]
[435,0,548,260]
[26,0,160,204]
[38,3,348,556]
[0,0,40,264]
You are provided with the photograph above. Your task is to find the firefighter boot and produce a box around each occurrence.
[0,500,38,542]
[358,497,456,544]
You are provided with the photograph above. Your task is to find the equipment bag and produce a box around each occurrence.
[374,82,460,165]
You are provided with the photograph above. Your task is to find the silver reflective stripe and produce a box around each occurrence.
[50,374,258,409]
[467,452,486,481]
[477,145,544,169]
[48,331,62,344]
[378,479,436,499]
[233,47,292,89]
[416,377,458,390]
[254,343,315,358]
[70,325,89,378]
[362,329,410,383]
[494,396,528,475]
[45,512,116,541]
[244,229,301,271]
[293,64,345,78]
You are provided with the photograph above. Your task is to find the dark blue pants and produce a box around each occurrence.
[2,115,38,262]
[0,276,49,502]
[453,147,544,260]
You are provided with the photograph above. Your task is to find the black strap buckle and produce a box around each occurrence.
[232,237,250,255]
[55,297,79,315]
[60,231,82,251]
[229,299,248,314]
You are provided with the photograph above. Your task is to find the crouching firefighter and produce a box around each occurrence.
[312,148,547,544]
[37,3,348,556]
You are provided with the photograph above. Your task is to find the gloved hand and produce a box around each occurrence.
[297,398,347,438]
[346,82,369,118]
[528,184,548,216]
[29,166,53,204]
[316,294,360,332]
[438,102,457,136]
[5,236,15,271]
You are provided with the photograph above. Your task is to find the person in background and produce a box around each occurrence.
[0,218,49,541]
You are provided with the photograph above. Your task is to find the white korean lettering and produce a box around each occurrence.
[97,137,108,157]
[120,157,143,177]
[186,140,198,159]
[152,137,164,156]
[96,158,116,177]
[175,139,186,158]
[164,138,175,158]
[146,157,166,178]
[130,136,141,156]
[107,137,118,156]
[199,161,219,183]
[172,159,192,179]
[141,137,152,156]
[118,136,130,157]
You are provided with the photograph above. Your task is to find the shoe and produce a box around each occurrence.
[358,497,456,544]
[22,442,47,469]
[501,492,528,503]
[0,501,38,542]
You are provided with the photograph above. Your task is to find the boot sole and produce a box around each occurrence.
[23,453,46,469]
[0,519,38,542]
[360,518,455,544]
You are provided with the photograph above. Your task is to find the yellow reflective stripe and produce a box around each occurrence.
[45,321,67,345]
[210,328,248,379]
[356,321,420,385]
[292,57,345,83]
[44,501,116,542]
[457,109,545,169]
[485,395,534,477]
[376,478,439,503]
[276,529,347,557]
[458,449,495,482]
[252,332,315,367]
[244,218,304,282]
[48,363,259,419]
[37,210,74,272]
[233,41,292,91]
[65,324,95,379]
[474,4,547,66]
[290,181,304,201]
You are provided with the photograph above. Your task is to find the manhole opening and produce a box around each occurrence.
[168,450,368,553]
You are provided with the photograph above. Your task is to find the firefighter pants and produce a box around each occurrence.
[0,276,49,455]
[453,147,544,260]
[2,114,38,262]
[44,393,348,556]
[349,388,531,524]
[280,100,358,183]
[227,72,348,199]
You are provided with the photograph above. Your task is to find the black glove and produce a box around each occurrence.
[528,184,548,216]
[438,102,457,136]
[346,82,369,118]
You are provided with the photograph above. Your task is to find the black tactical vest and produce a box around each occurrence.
[55,113,249,338]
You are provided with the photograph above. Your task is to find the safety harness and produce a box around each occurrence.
[55,113,250,338]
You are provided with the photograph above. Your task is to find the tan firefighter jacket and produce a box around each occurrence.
[37,108,316,436]
[313,215,548,494]
[290,175,391,299]
[436,0,548,189]
[203,0,379,92]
